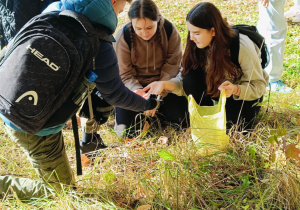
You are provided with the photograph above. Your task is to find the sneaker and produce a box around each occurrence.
[284,6,300,19]
[80,133,107,155]
[268,80,293,93]
[292,14,300,22]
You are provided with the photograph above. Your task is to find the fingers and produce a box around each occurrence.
[218,81,236,97]
[143,85,150,92]
[218,81,231,89]
[260,0,269,7]
[144,110,156,117]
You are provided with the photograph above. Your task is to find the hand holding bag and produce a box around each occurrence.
[188,89,229,150]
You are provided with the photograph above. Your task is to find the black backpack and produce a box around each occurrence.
[230,24,269,69]
[0,10,106,134]
[123,19,173,50]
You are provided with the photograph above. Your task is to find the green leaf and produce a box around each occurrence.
[248,146,257,159]
[157,150,175,161]
[242,205,249,210]
[268,135,277,144]
[277,127,287,136]
[241,174,251,186]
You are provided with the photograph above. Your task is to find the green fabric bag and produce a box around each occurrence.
[188,89,229,149]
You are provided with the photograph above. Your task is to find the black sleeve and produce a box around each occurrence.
[92,41,150,112]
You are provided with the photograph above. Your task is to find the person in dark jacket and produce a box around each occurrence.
[0,0,55,49]
[0,0,159,199]
[78,0,133,155]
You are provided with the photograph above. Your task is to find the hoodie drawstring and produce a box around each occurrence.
[153,42,156,71]
[146,41,149,73]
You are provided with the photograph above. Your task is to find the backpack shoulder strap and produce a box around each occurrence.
[59,10,95,37]
[123,22,132,50]
[230,28,241,69]
[59,10,101,55]
[163,19,173,41]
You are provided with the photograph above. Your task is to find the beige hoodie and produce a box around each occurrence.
[115,17,182,91]
[171,34,269,101]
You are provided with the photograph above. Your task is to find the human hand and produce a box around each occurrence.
[134,89,147,99]
[218,81,240,97]
[144,109,156,117]
[260,0,269,7]
[143,81,165,95]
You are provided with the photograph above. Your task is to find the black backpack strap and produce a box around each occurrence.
[59,10,100,55]
[163,19,173,41]
[123,19,173,51]
[72,114,82,176]
[59,10,96,37]
[123,22,132,50]
[231,24,269,69]
[230,28,241,69]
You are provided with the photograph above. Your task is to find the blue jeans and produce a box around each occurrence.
[257,0,287,82]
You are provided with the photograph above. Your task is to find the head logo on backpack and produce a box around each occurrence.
[26,45,61,71]
[0,10,108,134]
[230,24,270,69]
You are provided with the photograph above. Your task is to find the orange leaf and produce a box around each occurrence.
[81,154,91,167]
[284,144,300,160]
[65,116,81,128]
[141,121,150,137]
[210,171,216,178]
[125,138,135,144]
[297,118,300,126]
[144,171,152,179]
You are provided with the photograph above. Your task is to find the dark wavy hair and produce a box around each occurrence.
[127,0,164,63]
[182,2,242,97]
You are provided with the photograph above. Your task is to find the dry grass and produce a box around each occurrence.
[1,0,300,209]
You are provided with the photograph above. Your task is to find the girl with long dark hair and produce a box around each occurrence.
[144,2,269,130]
[114,0,188,137]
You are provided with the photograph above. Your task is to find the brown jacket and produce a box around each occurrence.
[115,17,182,91]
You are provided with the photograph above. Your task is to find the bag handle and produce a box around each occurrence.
[218,89,227,112]
[59,10,96,37]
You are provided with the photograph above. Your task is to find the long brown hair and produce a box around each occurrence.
[182,2,242,97]
[127,0,165,63]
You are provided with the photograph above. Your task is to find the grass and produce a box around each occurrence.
[1,0,300,209]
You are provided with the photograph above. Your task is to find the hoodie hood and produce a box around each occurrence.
[61,0,117,34]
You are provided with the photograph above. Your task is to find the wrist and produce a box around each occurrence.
[234,85,240,95]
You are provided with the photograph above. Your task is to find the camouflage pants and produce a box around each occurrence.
[0,125,74,199]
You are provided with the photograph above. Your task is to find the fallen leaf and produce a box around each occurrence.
[144,171,152,179]
[284,144,300,160]
[141,121,150,137]
[65,116,81,128]
[269,153,276,163]
[125,138,135,144]
[157,136,168,145]
[210,171,216,178]
[137,205,151,210]
[81,154,91,166]
[157,150,175,160]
